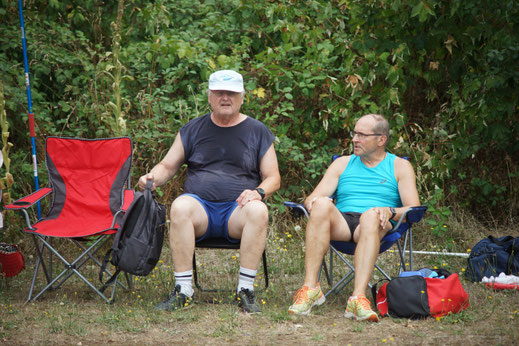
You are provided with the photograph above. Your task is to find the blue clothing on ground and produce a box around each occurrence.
[335,153,402,213]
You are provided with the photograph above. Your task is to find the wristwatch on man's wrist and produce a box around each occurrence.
[389,207,396,220]
[255,187,265,201]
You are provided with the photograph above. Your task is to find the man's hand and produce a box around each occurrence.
[373,207,393,229]
[304,196,318,213]
[304,196,334,213]
[138,173,155,191]
[236,189,262,208]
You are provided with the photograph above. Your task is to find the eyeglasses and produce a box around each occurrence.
[350,131,383,139]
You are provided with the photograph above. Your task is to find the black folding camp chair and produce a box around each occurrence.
[193,238,269,293]
[5,137,135,303]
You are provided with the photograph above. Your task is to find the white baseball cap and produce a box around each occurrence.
[208,70,244,93]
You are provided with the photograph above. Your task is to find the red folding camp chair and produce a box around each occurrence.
[5,137,135,303]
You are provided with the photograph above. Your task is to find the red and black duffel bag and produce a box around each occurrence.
[372,269,470,319]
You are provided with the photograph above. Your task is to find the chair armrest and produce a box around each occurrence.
[405,205,428,223]
[5,188,53,210]
[389,205,428,233]
[284,201,309,218]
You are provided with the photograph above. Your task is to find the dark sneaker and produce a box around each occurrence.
[236,288,261,313]
[155,285,194,312]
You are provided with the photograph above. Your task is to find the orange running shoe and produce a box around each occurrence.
[344,295,379,322]
[288,284,326,315]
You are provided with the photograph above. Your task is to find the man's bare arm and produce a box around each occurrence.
[236,144,281,207]
[138,133,185,190]
[304,156,350,212]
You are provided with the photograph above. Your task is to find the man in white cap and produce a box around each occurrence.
[139,70,280,313]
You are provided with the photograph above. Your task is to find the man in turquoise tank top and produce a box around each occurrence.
[289,114,420,322]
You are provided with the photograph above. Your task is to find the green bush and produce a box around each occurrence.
[0,0,517,237]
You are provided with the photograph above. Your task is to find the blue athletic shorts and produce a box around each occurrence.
[181,193,240,244]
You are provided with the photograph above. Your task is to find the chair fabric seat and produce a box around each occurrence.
[25,217,118,238]
[330,223,410,255]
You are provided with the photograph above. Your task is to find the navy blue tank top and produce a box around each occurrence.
[180,113,275,202]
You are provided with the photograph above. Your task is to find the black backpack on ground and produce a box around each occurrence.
[465,235,519,282]
[100,180,166,291]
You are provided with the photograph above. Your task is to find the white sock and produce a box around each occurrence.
[237,266,257,293]
[174,270,194,297]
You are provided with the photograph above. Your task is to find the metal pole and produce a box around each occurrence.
[18,0,41,218]
[405,250,469,258]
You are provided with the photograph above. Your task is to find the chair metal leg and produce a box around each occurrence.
[324,246,356,297]
[49,238,53,284]
[192,252,208,292]
[329,248,334,287]
[27,253,42,302]
[374,263,391,281]
[28,235,54,302]
[261,251,269,290]
[396,240,407,273]
[124,272,133,290]
[53,236,108,290]
[409,228,413,271]
[28,235,120,304]
[193,249,269,293]
[32,235,51,283]
[323,244,400,297]
[319,260,332,286]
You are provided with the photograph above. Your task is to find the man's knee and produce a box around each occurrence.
[170,198,195,218]
[169,197,204,232]
[360,209,381,229]
[309,197,334,219]
[242,200,269,226]
[359,208,385,237]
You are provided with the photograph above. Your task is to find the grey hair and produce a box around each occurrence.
[364,114,390,146]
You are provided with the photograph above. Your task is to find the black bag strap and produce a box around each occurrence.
[371,278,390,303]
[504,237,519,253]
[488,235,515,248]
[99,249,114,286]
[434,268,452,278]
[100,268,121,293]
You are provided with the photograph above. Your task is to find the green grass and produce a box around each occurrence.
[1,212,518,344]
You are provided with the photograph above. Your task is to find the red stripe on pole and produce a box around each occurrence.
[28,112,35,137]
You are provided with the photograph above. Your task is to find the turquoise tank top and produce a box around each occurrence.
[335,153,402,213]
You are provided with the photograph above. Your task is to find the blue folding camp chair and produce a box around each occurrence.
[285,155,427,297]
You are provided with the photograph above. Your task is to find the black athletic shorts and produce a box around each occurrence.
[341,212,362,241]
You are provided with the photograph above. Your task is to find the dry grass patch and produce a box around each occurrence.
[1,211,518,344]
